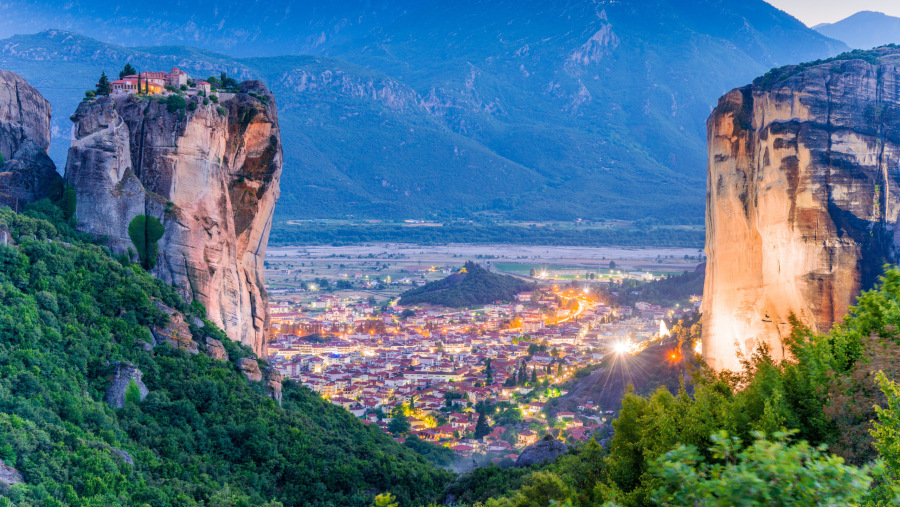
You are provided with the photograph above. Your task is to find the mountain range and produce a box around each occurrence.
[814,11,900,50]
[0,0,848,222]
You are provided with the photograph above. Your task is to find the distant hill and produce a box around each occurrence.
[0,0,849,223]
[814,11,900,49]
[399,261,534,308]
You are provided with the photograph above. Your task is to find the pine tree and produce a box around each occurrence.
[96,71,111,95]
[474,411,491,439]
[136,72,141,95]
[120,63,136,79]
[557,363,563,376]
[518,361,528,386]
[531,368,537,384]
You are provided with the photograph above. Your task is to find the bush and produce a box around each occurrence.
[127,214,165,270]
[165,94,187,113]
[180,84,188,91]
[210,94,219,103]
[216,106,227,117]
[188,101,198,111]
[84,90,95,99]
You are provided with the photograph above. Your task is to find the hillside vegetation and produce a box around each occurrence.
[465,269,900,506]
[399,262,534,308]
[0,205,451,506]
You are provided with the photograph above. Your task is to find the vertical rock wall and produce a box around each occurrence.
[65,82,282,356]
[703,49,900,371]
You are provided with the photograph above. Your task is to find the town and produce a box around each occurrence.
[265,263,700,465]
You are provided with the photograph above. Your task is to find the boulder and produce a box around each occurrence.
[264,368,283,405]
[237,358,263,382]
[151,301,199,354]
[205,337,228,361]
[0,459,23,487]
[104,362,149,409]
[515,436,567,468]
[111,447,134,466]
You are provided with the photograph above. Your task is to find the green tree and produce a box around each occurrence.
[531,368,537,384]
[58,185,76,220]
[128,214,165,270]
[388,405,410,435]
[124,379,142,405]
[474,411,491,439]
[871,372,900,503]
[96,71,111,95]
[651,431,874,506]
[166,94,187,112]
[136,72,141,95]
[119,63,136,79]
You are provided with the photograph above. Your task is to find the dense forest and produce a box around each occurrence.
[399,262,534,308]
[457,270,900,505]
[0,204,451,506]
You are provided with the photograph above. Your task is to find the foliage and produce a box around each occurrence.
[119,63,136,79]
[58,185,77,221]
[95,71,111,95]
[484,268,900,506]
[402,436,456,468]
[651,431,873,506]
[165,94,187,112]
[388,404,411,435]
[124,379,142,406]
[0,207,452,506]
[399,261,534,308]
[127,214,165,270]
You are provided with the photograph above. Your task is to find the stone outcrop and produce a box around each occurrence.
[0,69,62,208]
[237,357,263,382]
[151,301,199,354]
[703,48,900,371]
[105,362,149,409]
[0,459,23,487]
[264,368,283,405]
[515,436,567,468]
[205,337,228,361]
[64,82,282,357]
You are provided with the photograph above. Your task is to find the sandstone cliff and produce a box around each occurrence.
[703,48,900,371]
[65,83,282,356]
[0,69,62,208]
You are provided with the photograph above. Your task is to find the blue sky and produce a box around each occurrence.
[767,0,900,26]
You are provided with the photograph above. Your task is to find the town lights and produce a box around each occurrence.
[613,341,630,355]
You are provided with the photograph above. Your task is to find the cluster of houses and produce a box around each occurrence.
[263,285,696,458]
[110,67,212,96]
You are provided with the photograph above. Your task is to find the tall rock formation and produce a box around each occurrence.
[0,69,62,209]
[703,48,900,371]
[65,82,282,356]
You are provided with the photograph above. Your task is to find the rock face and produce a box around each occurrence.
[0,69,62,208]
[105,362,149,409]
[703,48,900,371]
[151,301,199,354]
[515,436,567,468]
[64,82,282,357]
[237,357,263,382]
[205,337,228,361]
[0,459,23,486]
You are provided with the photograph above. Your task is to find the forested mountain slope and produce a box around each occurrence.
[0,204,451,506]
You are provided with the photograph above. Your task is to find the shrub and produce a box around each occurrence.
[188,101,198,111]
[209,94,219,103]
[165,94,187,113]
[180,84,188,91]
[84,90,95,99]
[127,214,165,270]
[216,106,227,116]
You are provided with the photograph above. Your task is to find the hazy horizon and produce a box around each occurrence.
[767,0,900,27]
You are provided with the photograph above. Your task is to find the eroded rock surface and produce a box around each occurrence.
[0,69,62,208]
[703,48,900,371]
[515,437,567,468]
[0,460,23,486]
[151,301,199,354]
[237,357,263,382]
[64,82,282,356]
[105,362,149,409]
[205,337,228,361]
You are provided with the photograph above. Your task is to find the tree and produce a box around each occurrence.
[505,374,516,387]
[609,261,617,270]
[387,405,411,435]
[136,72,141,95]
[474,411,491,439]
[531,368,537,384]
[125,379,142,405]
[557,363,563,376]
[96,71,111,95]
[128,214,165,270]
[530,268,537,277]
[651,431,874,506]
[58,185,76,220]
[119,63,136,79]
